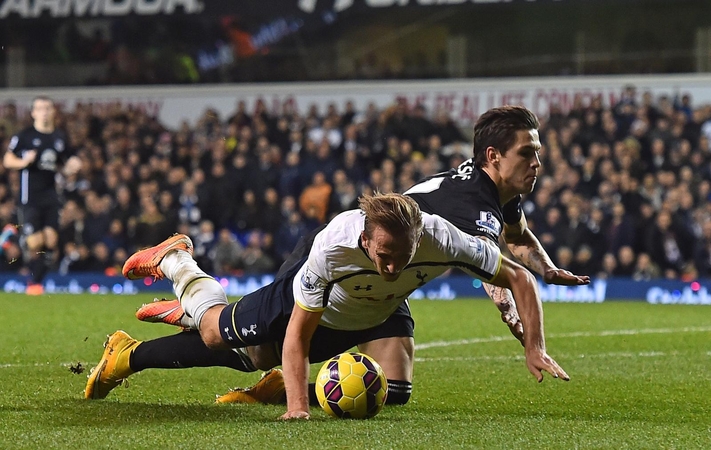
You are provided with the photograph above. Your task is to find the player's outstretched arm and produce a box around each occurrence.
[483,282,524,345]
[489,255,570,382]
[503,213,590,286]
[279,305,322,420]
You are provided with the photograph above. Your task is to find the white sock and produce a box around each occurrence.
[160,251,227,328]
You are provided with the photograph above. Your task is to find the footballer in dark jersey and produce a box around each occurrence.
[3,96,81,294]
[407,106,590,342]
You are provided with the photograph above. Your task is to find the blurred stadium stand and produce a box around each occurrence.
[1,0,711,296]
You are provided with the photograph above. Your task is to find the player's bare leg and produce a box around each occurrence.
[484,282,524,345]
[358,336,414,404]
[24,229,50,295]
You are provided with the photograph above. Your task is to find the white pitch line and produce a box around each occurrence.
[414,325,711,350]
[0,326,709,369]
[0,362,80,369]
[414,350,683,363]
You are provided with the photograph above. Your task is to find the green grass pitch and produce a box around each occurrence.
[0,293,709,449]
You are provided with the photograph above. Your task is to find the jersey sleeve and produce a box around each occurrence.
[292,235,332,312]
[445,222,503,282]
[7,133,23,156]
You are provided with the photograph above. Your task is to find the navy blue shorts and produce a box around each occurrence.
[18,193,60,235]
[218,256,414,364]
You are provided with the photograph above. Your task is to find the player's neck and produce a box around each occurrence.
[34,122,54,134]
[481,165,516,205]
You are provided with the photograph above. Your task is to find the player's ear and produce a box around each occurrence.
[360,230,369,247]
[486,146,499,164]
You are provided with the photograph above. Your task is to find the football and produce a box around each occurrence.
[315,352,388,419]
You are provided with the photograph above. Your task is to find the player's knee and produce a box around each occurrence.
[199,321,229,350]
[385,379,412,405]
[247,345,280,371]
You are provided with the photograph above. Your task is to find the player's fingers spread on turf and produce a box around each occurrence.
[279,411,310,421]
[527,364,543,382]
[547,361,570,381]
[558,367,570,381]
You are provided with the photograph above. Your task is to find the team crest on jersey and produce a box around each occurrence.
[300,267,325,291]
[32,138,41,147]
[475,211,501,237]
[55,139,64,152]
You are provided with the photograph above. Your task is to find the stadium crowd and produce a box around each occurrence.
[1,86,711,281]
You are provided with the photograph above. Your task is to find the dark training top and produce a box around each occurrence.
[7,126,71,204]
[405,158,522,242]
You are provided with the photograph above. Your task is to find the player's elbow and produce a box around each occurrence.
[501,263,537,296]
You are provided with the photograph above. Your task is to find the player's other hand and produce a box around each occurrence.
[279,410,311,420]
[23,150,37,166]
[525,349,570,383]
[543,268,590,286]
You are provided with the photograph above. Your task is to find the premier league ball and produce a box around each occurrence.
[315,352,388,419]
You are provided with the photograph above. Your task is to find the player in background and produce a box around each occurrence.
[85,193,569,420]
[2,96,81,294]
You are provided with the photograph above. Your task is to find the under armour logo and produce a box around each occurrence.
[354,284,373,291]
[241,324,258,336]
[416,270,428,287]
[224,327,233,341]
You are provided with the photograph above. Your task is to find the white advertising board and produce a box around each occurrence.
[2,74,711,129]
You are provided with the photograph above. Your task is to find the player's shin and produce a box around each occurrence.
[130,331,257,372]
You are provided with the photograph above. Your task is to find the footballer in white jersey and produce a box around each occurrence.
[105,193,568,419]
[293,209,501,331]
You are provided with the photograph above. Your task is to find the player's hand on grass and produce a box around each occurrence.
[279,410,311,420]
[543,268,590,286]
[525,349,570,383]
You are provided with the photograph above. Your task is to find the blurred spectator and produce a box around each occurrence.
[91,242,113,275]
[261,188,283,237]
[177,179,203,236]
[212,228,244,276]
[2,92,711,281]
[572,245,598,276]
[694,221,711,278]
[606,203,636,255]
[233,190,261,233]
[299,171,335,225]
[192,220,216,274]
[241,231,275,274]
[279,151,303,198]
[632,252,662,281]
[644,210,688,278]
[275,211,309,265]
[102,219,128,255]
[133,197,170,249]
[597,253,618,279]
[83,192,112,246]
[614,246,637,277]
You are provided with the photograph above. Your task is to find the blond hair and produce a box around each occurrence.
[358,192,423,245]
